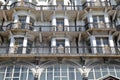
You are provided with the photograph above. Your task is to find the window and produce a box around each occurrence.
[96,37,110,53]
[19,16,27,29]
[19,16,26,23]
[56,40,65,53]
[56,19,64,31]
[26,40,33,54]
[30,17,35,26]
[14,38,24,54]
[88,65,120,80]
[0,65,34,80]
[93,15,105,28]
[39,64,82,80]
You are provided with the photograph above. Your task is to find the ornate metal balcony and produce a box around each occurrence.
[85,22,115,30]
[6,22,33,30]
[0,1,82,11]
[0,46,119,56]
[83,1,111,9]
[35,25,84,32]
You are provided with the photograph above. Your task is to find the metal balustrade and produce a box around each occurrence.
[0,1,82,10]
[38,25,84,32]
[0,46,119,55]
[85,22,115,30]
[83,1,111,9]
[6,22,33,30]
[1,22,84,32]
[0,22,117,31]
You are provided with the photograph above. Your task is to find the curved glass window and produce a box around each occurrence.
[39,64,82,80]
[88,65,120,80]
[0,65,34,80]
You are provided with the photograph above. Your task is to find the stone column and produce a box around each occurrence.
[64,16,69,31]
[109,36,115,54]
[22,37,27,54]
[9,36,15,54]
[65,38,70,53]
[52,16,56,31]
[90,36,97,54]
[51,38,56,53]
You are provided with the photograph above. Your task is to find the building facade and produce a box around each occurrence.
[0,0,120,80]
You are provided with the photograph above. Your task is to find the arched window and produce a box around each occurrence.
[88,65,120,80]
[0,65,34,80]
[39,64,82,80]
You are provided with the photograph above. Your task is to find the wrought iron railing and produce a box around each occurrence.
[0,1,82,10]
[36,25,84,32]
[6,22,33,30]
[0,46,119,55]
[85,22,115,30]
[83,1,111,9]
[2,22,84,32]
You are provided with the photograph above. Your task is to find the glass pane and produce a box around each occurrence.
[19,16,26,23]
[95,72,101,79]
[0,73,4,79]
[69,67,74,72]
[103,38,109,45]
[0,67,6,72]
[99,16,104,22]
[94,66,100,72]
[56,19,64,26]
[47,67,53,71]
[54,65,60,71]
[28,72,34,80]
[76,72,82,80]
[101,65,108,72]
[108,66,114,72]
[93,16,97,22]
[47,72,53,80]
[6,72,12,77]
[62,77,67,80]
[5,78,11,80]
[110,72,115,76]
[14,66,20,72]
[7,67,13,72]
[21,72,27,80]
[22,67,27,72]
[62,72,67,76]
[116,72,120,77]
[54,71,60,76]
[61,65,67,72]
[88,72,94,79]
[40,72,45,80]
[13,78,19,80]
[102,72,108,76]
[14,73,19,77]
[54,77,60,80]
[96,38,101,46]
[69,72,74,80]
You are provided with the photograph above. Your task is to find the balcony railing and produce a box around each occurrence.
[0,1,82,10]
[0,46,119,55]
[6,22,33,30]
[85,22,115,30]
[36,25,84,32]
[83,1,111,9]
